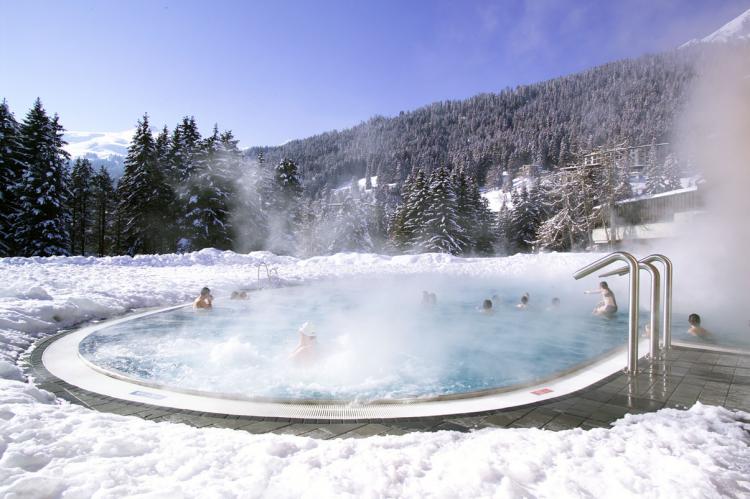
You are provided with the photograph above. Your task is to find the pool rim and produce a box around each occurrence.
[37,303,652,420]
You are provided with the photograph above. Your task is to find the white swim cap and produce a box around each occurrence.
[299,322,317,337]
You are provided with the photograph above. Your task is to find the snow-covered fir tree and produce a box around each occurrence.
[69,157,95,254]
[417,166,466,254]
[494,201,512,255]
[508,184,542,253]
[14,99,71,257]
[232,149,269,252]
[117,114,175,255]
[328,196,373,253]
[183,125,235,250]
[0,99,25,256]
[265,158,303,254]
[645,152,682,195]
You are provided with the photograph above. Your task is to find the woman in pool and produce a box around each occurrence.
[585,281,617,318]
[290,322,318,365]
[688,313,712,339]
[193,287,213,310]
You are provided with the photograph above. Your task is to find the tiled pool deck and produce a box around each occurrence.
[25,335,750,439]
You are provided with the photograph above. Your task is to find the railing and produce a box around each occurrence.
[573,252,641,373]
[257,262,280,289]
[600,254,674,356]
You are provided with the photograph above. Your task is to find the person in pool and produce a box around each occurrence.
[688,313,712,339]
[516,293,529,309]
[290,321,318,365]
[193,287,213,310]
[585,281,617,318]
[547,297,561,311]
[480,299,494,314]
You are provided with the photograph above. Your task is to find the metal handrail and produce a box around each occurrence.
[257,262,271,289]
[573,251,640,373]
[600,254,673,353]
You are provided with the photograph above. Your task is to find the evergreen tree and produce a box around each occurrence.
[91,166,115,256]
[265,158,303,254]
[69,158,95,254]
[417,166,465,254]
[183,125,235,250]
[495,201,512,255]
[328,196,373,253]
[645,152,682,194]
[508,185,542,253]
[117,114,174,255]
[14,99,71,256]
[452,167,476,251]
[0,100,25,256]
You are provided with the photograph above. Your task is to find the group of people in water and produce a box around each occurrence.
[192,278,714,367]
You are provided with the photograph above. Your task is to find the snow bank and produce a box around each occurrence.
[0,378,747,497]
[1,249,748,497]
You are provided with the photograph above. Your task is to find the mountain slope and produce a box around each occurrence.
[681,8,750,47]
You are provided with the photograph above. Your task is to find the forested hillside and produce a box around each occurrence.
[252,46,719,195]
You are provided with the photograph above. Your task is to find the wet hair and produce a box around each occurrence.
[201,287,211,296]
[520,295,529,304]
[688,313,701,326]
[552,297,560,305]
[239,291,248,299]
[599,281,609,290]
[482,299,493,310]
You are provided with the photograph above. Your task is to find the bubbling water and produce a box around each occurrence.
[80,275,630,401]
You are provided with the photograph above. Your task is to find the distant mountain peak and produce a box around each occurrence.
[681,8,750,48]
[64,129,133,160]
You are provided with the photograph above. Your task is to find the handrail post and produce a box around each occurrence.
[640,262,660,362]
[574,251,640,374]
[641,255,673,353]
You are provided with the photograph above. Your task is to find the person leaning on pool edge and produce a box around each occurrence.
[194,286,213,309]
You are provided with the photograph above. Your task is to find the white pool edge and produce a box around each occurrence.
[42,306,651,420]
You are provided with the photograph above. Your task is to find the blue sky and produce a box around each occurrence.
[1,0,748,147]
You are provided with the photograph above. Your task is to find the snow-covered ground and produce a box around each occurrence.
[1,250,749,497]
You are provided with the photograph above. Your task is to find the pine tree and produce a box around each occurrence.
[91,166,115,256]
[453,167,477,251]
[14,99,71,256]
[183,125,235,250]
[645,152,682,195]
[508,185,542,253]
[417,166,465,254]
[495,201,512,255]
[0,100,25,256]
[69,157,95,254]
[328,196,373,253]
[117,114,174,255]
[265,158,303,254]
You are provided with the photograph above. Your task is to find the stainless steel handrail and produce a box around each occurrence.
[573,251,640,373]
[257,262,271,289]
[600,254,673,353]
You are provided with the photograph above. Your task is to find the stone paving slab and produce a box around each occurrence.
[22,335,750,438]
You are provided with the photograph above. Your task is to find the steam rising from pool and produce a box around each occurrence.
[80,275,629,401]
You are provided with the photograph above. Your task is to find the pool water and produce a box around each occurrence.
[80,276,631,401]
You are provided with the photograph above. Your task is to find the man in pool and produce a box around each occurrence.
[290,321,318,365]
[688,313,712,339]
[480,299,494,314]
[585,281,617,318]
[516,293,529,309]
[194,287,213,310]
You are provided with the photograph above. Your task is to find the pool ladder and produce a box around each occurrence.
[257,262,281,289]
[573,252,673,374]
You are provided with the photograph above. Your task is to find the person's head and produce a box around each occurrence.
[520,295,529,305]
[429,293,437,304]
[200,287,211,297]
[231,291,239,299]
[299,321,317,339]
[688,313,701,326]
[552,297,560,306]
[482,299,493,310]
[239,291,248,299]
[599,281,609,290]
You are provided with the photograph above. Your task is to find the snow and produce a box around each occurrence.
[1,250,749,496]
[481,188,511,212]
[680,8,750,47]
